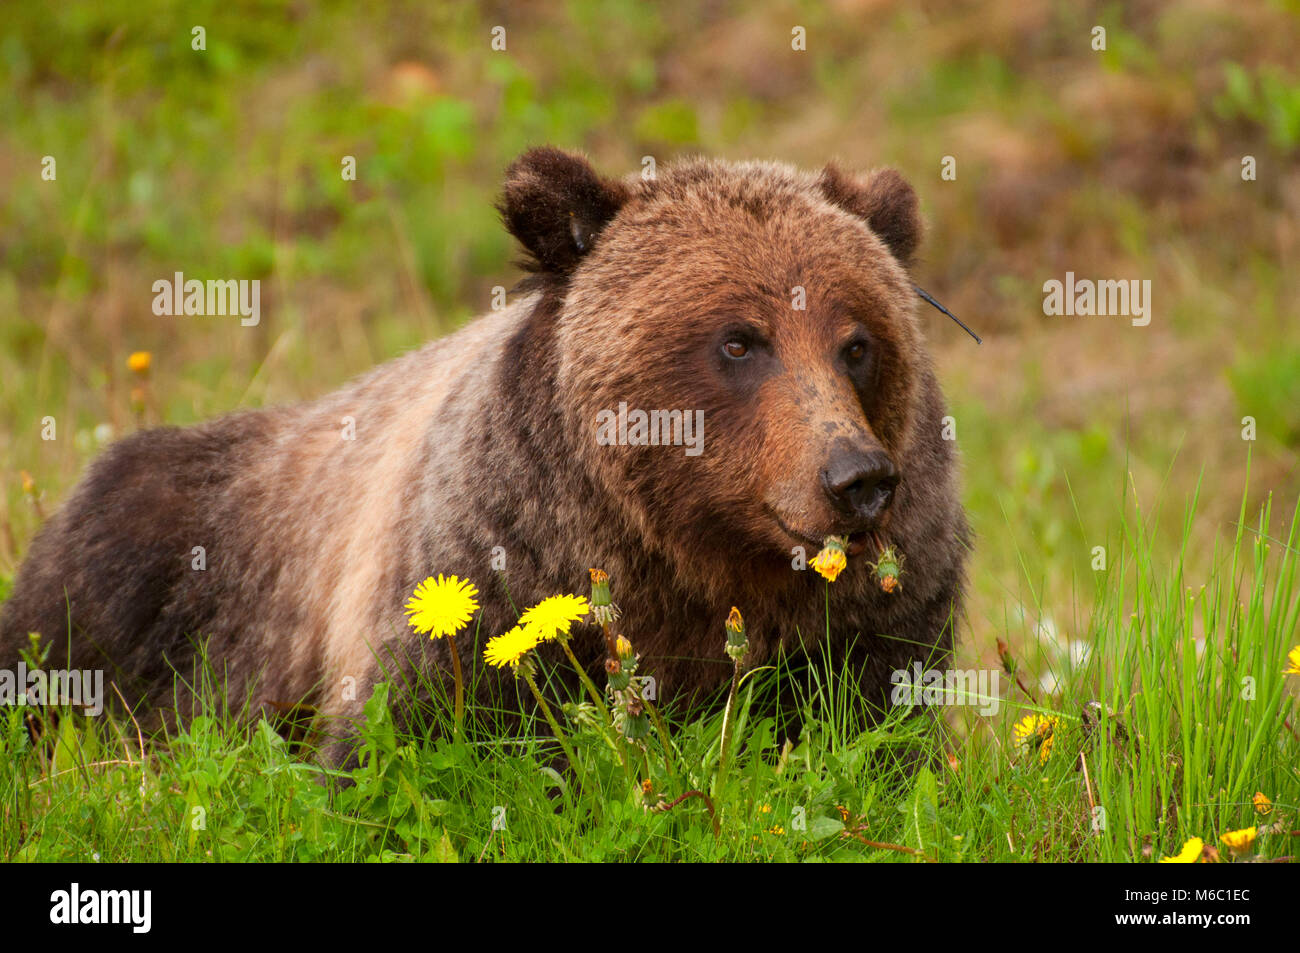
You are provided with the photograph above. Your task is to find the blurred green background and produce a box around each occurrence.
[2,0,1298,685]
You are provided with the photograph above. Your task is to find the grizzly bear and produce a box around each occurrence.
[0,147,969,763]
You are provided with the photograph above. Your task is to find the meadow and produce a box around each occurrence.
[1,0,1297,862]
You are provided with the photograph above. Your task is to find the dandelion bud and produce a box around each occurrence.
[723,606,748,664]
[724,606,745,645]
[996,638,1016,674]
[607,655,631,692]
[872,543,904,594]
[589,568,611,605]
[623,711,651,740]
[589,568,621,624]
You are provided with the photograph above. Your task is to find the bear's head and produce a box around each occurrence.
[500,147,933,586]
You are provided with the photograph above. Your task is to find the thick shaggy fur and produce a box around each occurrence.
[1,148,969,761]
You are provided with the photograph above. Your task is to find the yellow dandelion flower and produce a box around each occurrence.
[404,574,479,639]
[1253,791,1273,816]
[483,626,541,669]
[768,825,785,835]
[517,593,590,643]
[127,351,152,375]
[1284,645,1300,675]
[1220,827,1256,853]
[1159,837,1204,863]
[811,537,848,582]
[1012,713,1060,764]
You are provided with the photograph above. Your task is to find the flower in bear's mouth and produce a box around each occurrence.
[812,534,905,591]
[811,536,849,582]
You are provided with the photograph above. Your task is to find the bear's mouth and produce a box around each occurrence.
[845,532,870,557]
[769,511,872,558]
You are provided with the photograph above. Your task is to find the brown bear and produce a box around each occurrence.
[0,148,969,762]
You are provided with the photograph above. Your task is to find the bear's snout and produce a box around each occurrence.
[820,446,899,527]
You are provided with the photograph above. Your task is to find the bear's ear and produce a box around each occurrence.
[498,147,630,276]
[818,164,922,266]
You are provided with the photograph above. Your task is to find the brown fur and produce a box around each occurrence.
[1,148,969,762]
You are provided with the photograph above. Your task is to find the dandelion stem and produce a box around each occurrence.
[558,637,609,719]
[520,667,586,791]
[844,829,936,862]
[714,659,744,797]
[599,620,619,662]
[447,634,464,735]
[556,636,638,788]
[642,695,677,780]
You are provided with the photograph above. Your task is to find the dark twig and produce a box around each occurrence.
[915,285,981,344]
[650,789,720,837]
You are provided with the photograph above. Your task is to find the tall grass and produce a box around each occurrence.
[2,478,1296,862]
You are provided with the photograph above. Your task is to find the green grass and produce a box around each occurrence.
[4,477,1295,862]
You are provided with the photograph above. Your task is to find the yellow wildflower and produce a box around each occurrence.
[404,574,479,639]
[483,626,541,669]
[811,536,848,582]
[1220,827,1256,854]
[1285,645,1300,675]
[517,594,589,642]
[1159,837,1204,863]
[1253,792,1273,816]
[1012,713,1060,764]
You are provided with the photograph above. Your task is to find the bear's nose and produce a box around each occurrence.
[821,449,899,523]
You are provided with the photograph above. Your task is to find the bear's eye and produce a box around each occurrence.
[723,340,750,360]
[844,341,868,363]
